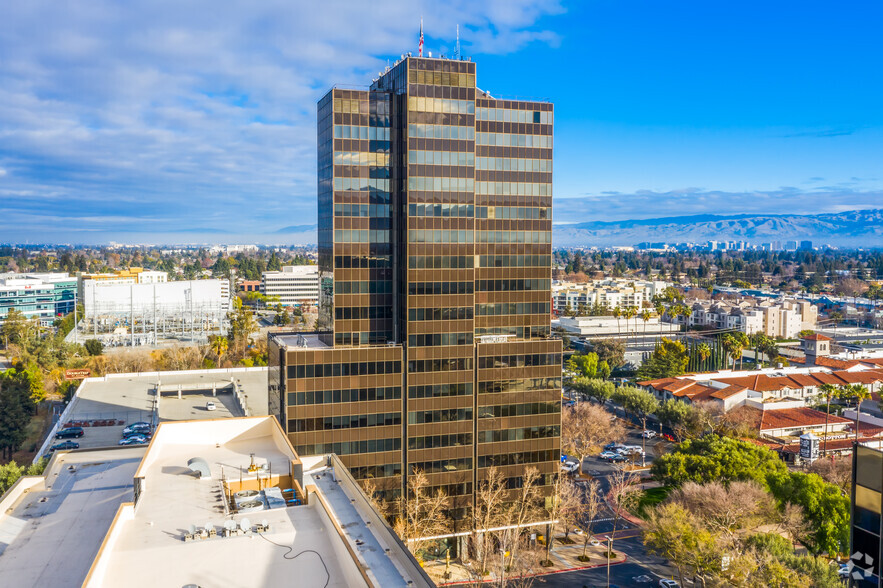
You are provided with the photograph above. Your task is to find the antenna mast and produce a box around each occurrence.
[455,25,460,60]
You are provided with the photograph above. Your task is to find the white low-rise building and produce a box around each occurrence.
[557,315,681,338]
[262,265,319,307]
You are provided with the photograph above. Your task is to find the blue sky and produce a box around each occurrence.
[0,0,881,244]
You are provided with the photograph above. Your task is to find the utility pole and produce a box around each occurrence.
[73,290,78,345]
[130,283,135,347]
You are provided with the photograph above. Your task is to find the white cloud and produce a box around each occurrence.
[0,0,564,242]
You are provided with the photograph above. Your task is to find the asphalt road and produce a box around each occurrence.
[552,398,682,586]
[535,559,686,588]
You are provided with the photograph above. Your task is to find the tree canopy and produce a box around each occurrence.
[637,337,689,380]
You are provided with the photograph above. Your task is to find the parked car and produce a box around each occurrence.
[604,442,625,451]
[838,563,850,579]
[55,427,84,439]
[123,422,151,436]
[123,427,151,439]
[206,401,217,411]
[561,460,580,473]
[119,435,149,445]
[599,451,620,460]
[49,440,80,451]
[616,446,644,456]
[123,421,150,433]
[659,580,680,588]
[642,430,657,439]
[604,453,627,463]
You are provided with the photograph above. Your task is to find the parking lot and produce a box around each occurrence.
[158,390,240,421]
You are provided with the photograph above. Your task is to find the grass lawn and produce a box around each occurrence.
[632,486,672,519]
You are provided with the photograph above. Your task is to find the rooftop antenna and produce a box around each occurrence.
[455,25,461,60]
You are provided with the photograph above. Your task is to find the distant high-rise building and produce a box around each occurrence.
[800,240,813,251]
[269,55,561,519]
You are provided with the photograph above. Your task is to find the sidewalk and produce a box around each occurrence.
[426,536,628,585]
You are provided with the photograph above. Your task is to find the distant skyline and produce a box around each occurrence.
[1,1,881,244]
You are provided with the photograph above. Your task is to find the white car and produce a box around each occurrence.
[561,461,580,473]
[205,401,217,411]
[659,580,680,588]
[642,430,657,439]
[617,446,644,456]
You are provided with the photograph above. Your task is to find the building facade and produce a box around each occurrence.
[269,55,561,520]
[261,265,319,307]
[551,279,669,314]
[0,273,77,326]
[851,444,882,587]
[670,298,817,338]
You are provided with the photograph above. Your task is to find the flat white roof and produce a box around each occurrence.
[0,448,144,588]
[83,417,430,588]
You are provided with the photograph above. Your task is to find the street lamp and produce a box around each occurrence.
[605,534,612,588]
[499,547,506,588]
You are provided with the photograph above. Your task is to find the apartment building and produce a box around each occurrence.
[261,265,319,307]
[551,279,669,313]
[671,298,817,338]
[269,55,560,518]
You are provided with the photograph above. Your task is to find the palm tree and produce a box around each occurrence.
[721,334,743,371]
[697,342,711,372]
[830,310,843,332]
[625,307,637,345]
[612,306,622,335]
[841,383,872,442]
[209,335,229,367]
[677,304,692,332]
[654,302,665,319]
[735,332,750,370]
[641,310,652,342]
[819,383,838,457]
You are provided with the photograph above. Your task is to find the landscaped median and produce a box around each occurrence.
[425,538,628,585]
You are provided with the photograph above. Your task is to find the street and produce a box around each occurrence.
[551,396,682,586]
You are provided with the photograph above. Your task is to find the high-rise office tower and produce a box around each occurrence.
[269,55,561,518]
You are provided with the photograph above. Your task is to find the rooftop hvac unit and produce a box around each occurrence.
[237,500,265,514]
[233,489,260,510]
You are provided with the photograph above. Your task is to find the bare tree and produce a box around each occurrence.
[496,537,543,588]
[471,467,509,575]
[501,467,541,570]
[807,457,851,494]
[669,481,773,540]
[569,479,603,561]
[608,468,643,559]
[390,469,450,558]
[561,402,626,463]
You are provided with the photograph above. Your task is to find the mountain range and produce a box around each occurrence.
[269,209,883,248]
[552,209,883,247]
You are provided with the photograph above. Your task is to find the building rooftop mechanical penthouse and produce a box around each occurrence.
[269,54,561,530]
